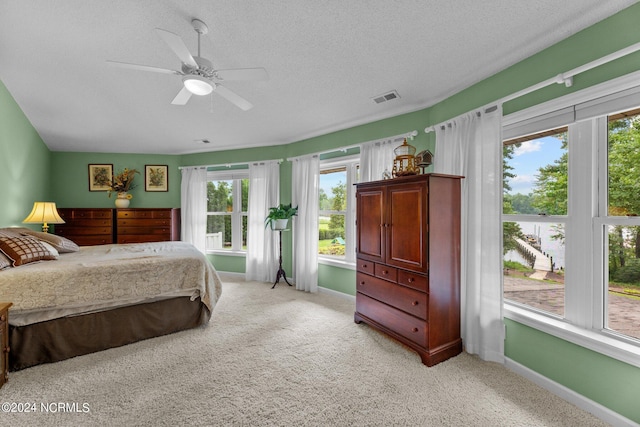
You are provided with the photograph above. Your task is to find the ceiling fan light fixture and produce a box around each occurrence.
[183,75,213,96]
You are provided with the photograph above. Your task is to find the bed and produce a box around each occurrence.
[0,227,222,371]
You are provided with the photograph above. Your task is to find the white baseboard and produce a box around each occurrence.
[216,271,246,280]
[318,286,355,302]
[504,358,639,427]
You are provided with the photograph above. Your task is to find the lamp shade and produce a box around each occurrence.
[183,75,213,96]
[23,202,65,233]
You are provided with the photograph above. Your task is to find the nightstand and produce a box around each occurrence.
[0,302,11,388]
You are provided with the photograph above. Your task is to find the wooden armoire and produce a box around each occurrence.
[354,173,463,366]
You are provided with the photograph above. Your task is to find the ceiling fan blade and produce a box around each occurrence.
[106,60,181,75]
[215,68,269,81]
[171,86,193,105]
[155,28,198,68]
[214,85,254,111]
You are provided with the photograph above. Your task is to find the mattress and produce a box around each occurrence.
[0,241,222,326]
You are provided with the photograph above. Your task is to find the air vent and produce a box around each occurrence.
[372,90,400,104]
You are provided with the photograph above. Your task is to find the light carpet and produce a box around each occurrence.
[2,274,609,426]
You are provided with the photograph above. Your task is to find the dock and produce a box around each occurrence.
[514,237,553,272]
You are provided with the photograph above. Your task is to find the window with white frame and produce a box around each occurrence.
[318,156,358,263]
[502,83,640,356]
[206,170,249,252]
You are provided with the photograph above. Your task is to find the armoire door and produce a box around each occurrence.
[386,182,428,272]
[356,186,385,263]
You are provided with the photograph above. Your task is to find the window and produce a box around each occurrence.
[502,82,640,362]
[318,157,358,263]
[503,128,568,317]
[603,108,640,340]
[206,171,249,252]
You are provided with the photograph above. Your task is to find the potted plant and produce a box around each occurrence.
[265,203,298,230]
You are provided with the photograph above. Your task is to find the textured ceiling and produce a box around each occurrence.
[0,0,637,154]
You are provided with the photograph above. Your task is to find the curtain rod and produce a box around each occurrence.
[424,41,640,133]
[286,130,418,161]
[178,158,283,170]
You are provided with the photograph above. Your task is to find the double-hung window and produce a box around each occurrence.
[206,170,249,252]
[502,81,640,364]
[318,156,359,264]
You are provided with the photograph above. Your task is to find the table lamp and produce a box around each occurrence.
[22,202,65,233]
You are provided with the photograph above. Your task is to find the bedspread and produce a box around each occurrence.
[0,241,222,326]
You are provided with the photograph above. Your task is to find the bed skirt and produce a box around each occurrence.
[9,296,211,371]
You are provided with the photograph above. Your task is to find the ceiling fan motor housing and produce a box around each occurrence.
[182,56,215,79]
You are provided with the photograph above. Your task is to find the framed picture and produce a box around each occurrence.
[88,164,113,191]
[145,165,169,192]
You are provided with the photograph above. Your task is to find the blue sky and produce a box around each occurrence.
[320,171,346,196]
[505,135,565,195]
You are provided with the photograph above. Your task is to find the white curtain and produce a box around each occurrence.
[359,138,397,182]
[434,105,504,363]
[180,167,207,253]
[291,154,320,292]
[245,161,280,282]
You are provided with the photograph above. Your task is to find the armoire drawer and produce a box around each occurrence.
[374,264,397,282]
[356,272,427,320]
[397,270,428,293]
[356,293,427,348]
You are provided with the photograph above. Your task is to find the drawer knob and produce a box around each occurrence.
[360,281,365,285]
[412,327,419,333]
[362,263,368,268]
[382,270,388,274]
[408,278,415,283]
[412,301,419,306]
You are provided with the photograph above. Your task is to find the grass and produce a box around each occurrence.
[504,260,534,273]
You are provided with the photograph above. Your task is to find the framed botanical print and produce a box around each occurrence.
[88,164,113,191]
[145,165,169,192]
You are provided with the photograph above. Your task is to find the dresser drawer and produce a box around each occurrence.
[397,270,428,293]
[57,227,112,236]
[357,272,427,320]
[356,259,374,275]
[374,264,397,282]
[117,226,171,236]
[59,209,112,219]
[71,236,114,246]
[117,209,172,219]
[117,235,169,244]
[57,218,112,228]
[356,293,427,348]
[117,218,171,227]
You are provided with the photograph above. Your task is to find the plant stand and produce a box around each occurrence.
[272,229,292,289]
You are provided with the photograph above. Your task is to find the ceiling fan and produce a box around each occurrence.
[107,19,268,110]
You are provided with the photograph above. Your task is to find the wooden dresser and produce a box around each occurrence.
[0,302,11,388]
[115,208,180,244]
[354,174,462,366]
[56,208,114,245]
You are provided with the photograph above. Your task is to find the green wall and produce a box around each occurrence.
[2,3,640,422]
[0,80,51,227]
[50,152,181,208]
[505,319,640,423]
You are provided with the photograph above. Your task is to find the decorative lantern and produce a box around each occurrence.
[392,138,418,177]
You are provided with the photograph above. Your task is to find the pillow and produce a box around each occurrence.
[0,236,58,267]
[39,241,60,258]
[20,229,79,253]
[0,252,11,270]
[0,227,31,238]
